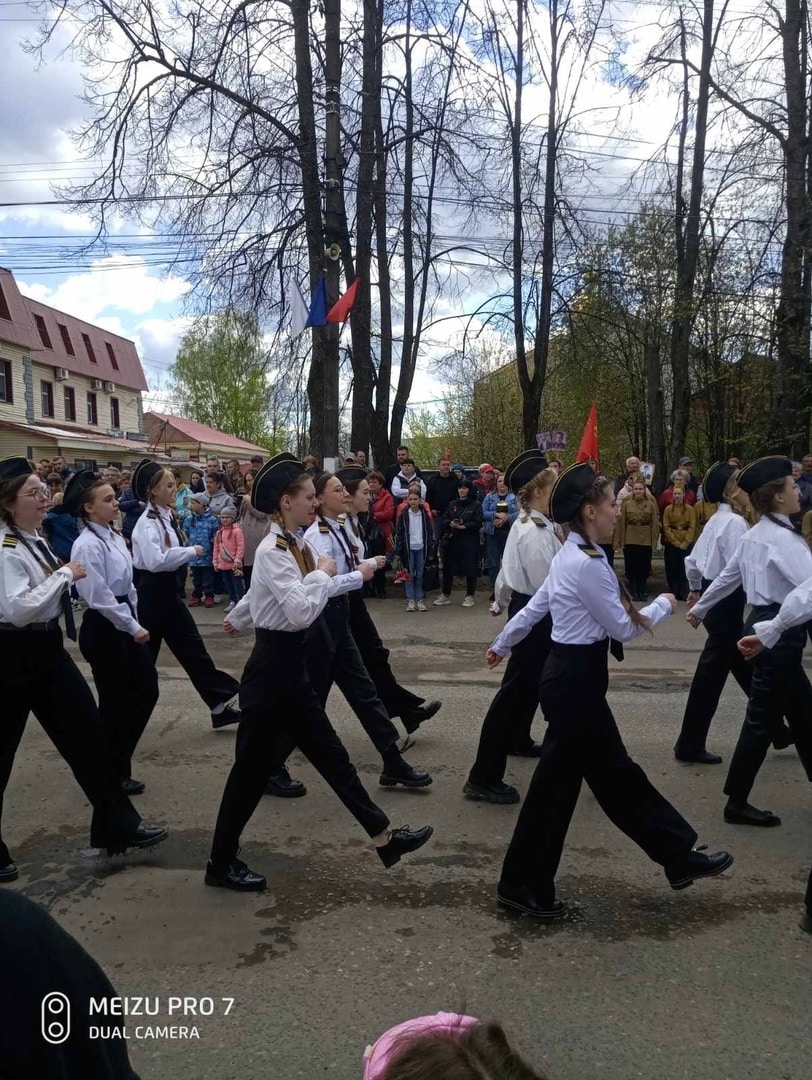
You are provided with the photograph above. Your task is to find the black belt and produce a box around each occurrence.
[326,595,349,609]
[0,619,60,633]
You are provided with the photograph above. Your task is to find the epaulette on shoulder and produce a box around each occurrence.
[532,518,547,528]
[318,522,330,534]
[274,535,289,551]
[2,535,18,548]
[337,514,346,526]
[580,544,602,558]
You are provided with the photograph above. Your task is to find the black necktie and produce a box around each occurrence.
[35,540,76,640]
[610,639,624,662]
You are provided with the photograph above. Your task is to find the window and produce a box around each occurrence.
[41,380,54,417]
[110,396,120,429]
[82,333,97,364]
[0,359,12,403]
[63,385,76,421]
[87,391,98,425]
[0,283,10,322]
[58,324,76,356]
[34,313,53,349]
[105,342,120,371]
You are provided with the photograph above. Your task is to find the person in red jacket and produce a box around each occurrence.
[367,472,394,598]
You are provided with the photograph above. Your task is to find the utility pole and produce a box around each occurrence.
[321,0,343,470]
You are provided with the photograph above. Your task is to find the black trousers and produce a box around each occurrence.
[347,591,423,720]
[663,544,690,600]
[79,609,159,779]
[272,598,400,767]
[0,628,140,866]
[501,641,696,899]
[441,561,477,596]
[724,606,812,803]
[623,545,651,594]
[136,570,239,710]
[469,594,552,786]
[210,629,389,869]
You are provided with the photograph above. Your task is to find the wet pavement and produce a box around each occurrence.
[3,584,811,1079]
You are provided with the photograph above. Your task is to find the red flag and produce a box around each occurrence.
[327,277,361,323]
[576,402,599,468]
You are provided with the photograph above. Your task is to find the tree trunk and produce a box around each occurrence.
[320,0,343,464]
[645,339,667,488]
[511,0,527,444]
[371,17,393,467]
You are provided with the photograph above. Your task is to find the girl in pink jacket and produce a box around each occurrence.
[213,507,245,613]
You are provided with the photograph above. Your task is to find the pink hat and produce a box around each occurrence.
[363,1013,478,1079]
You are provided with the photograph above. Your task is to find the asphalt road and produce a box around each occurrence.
[4,581,811,1079]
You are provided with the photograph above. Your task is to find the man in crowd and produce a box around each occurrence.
[356,450,367,467]
[36,459,52,479]
[51,455,74,482]
[391,458,427,503]
[677,455,699,496]
[225,459,244,491]
[250,454,264,469]
[426,457,461,548]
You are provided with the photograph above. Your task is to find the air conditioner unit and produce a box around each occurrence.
[103,381,116,393]
[91,378,103,390]
[54,367,70,380]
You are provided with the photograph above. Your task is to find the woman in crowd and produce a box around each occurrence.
[366,471,394,599]
[488,463,732,919]
[173,468,193,520]
[130,459,242,729]
[688,456,812,826]
[189,470,204,494]
[616,475,659,601]
[434,477,483,607]
[236,469,269,590]
[465,453,559,805]
[45,473,63,501]
[0,458,166,884]
[395,487,437,612]
[661,480,697,600]
[482,471,518,595]
[66,472,159,797]
[206,454,433,891]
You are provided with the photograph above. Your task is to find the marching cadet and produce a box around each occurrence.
[464,451,560,805]
[266,470,431,796]
[65,471,159,796]
[0,458,166,884]
[488,463,732,920]
[689,456,812,826]
[206,454,433,891]
[130,459,241,729]
[340,464,442,741]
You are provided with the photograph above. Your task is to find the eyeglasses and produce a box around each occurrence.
[20,488,50,502]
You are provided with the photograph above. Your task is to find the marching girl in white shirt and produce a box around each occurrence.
[689,456,812,827]
[0,458,166,884]
[488,463,732,920]
[66,471,158,797]
[130,459,241,729]
[206,454,433,891]
[464,451,560,805]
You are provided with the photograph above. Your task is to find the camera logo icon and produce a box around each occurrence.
[42,992,70,1044]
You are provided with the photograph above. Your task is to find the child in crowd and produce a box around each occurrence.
[363,1013,546,1079]
[395,488,436,612]
[183,492,219,607]
[213,507,246,614]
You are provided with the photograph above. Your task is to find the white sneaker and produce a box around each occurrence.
[433,594,451,606]
[462,595,475,607]
[406,600,416,612]
[416,600,427,612]
[212,595,222,604]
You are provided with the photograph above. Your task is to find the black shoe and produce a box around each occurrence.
[0,862,18,884]
[211,702,241,729]
[463,779,520,805]
[724,801,781,827]
[665,849,734,891]
[377,825,434,868]
[507,742,544,758]
[119,777,146,796]
[204,858,266,891]
[106,824,168,856]
[675,749,723,765]
[800,911,812,935]
[401,700,442,735]
[379,762,433,788]
[375,590,387,599]
[264,768,307,798]
[773,726,794,750]
[496,882,566,920]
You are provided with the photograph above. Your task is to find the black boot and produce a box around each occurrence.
[380,747,432,788]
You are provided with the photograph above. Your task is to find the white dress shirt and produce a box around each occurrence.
[0,526,73,627]
[684,504,748,591]
[72,523,141,636]
[691,514,812,618]
[303,515,375,594]
[491,532,672,655]
[752,574,812,649]
[131,503,197,573]
[492,510,561,614]
[227,522,339,632]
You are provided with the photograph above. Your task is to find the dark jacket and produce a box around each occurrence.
[118,487,145,541]
[443,496,482,577]
[384,461,423,492]
[395,505,437,563]
[425,473,460,516]
[42,504,80,563]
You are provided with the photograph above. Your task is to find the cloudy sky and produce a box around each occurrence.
[0,1,761,420]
